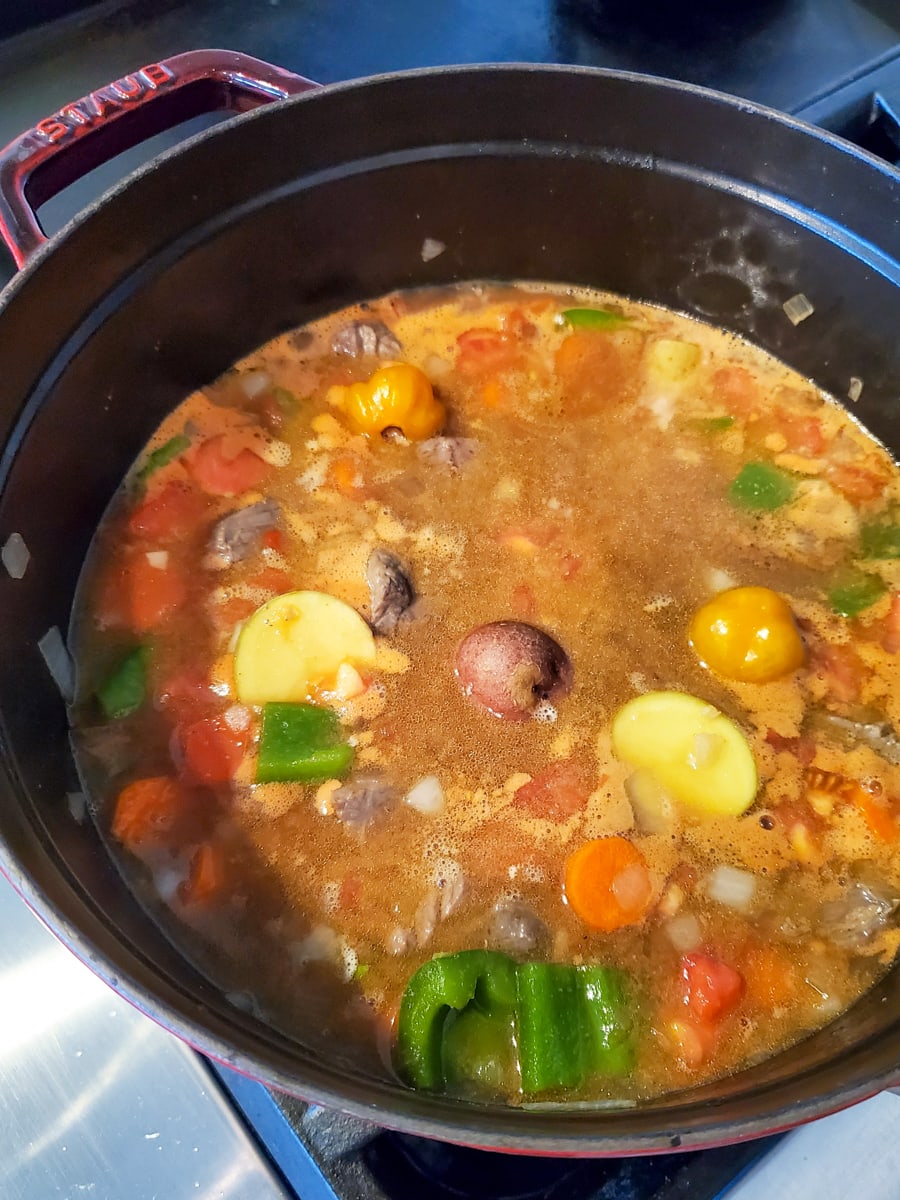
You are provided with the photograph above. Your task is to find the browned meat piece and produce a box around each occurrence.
[366,548,415,634]
[332,776,396,828]
[817,882,898,951]
[332,320,401,359]
[417,437,479,470]
[204,500,279,571]
[488,900,549,955]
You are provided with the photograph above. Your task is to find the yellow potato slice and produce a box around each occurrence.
[644,338,701,386]
[234,590,376,705]
[611,690,757,819]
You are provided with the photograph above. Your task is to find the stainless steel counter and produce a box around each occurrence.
[0,870,289,1200]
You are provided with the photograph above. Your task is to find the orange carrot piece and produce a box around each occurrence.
[111,776,187,850]
[848,784,897,843]
[327,455,364,497]
[179,841,228,907]
[742,943,798,1009]
[564,836,652,932]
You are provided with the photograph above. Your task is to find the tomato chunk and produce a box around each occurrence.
[681,953,744,1023]
[514,760,590,820]
[128,482,208,541]
[189,434,269,496]
[179,716,246,785]
[127,555,188,632]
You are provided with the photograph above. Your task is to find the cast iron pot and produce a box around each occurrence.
[1,50,899,1156]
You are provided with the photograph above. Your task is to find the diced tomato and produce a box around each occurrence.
[111,776,190,851]
[157,668,218,724]
[128,482,208,541]
[189,434,269,497]
[211,595,259,634]
[127,555,188,633]
[260,528,284,552]
[764,727,816,766]
[808,640,870,703]
[826,462,887,503]
[178,716,246,785]
[339,875,362,911]
[711,365,760,418]
[559,551,583,581]
[510,582,538,620]
[513,760,590,821]
[775,412,825,456]
[741,942,798,1010]
[456,327,518,374]
[880,592,900,655]
[681,953,744,1023]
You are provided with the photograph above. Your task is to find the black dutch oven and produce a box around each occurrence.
[1,50,899,1155]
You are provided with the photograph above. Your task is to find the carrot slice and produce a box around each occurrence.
[111,776,187,850]
[178,841,228,907]
[564,836,652,931]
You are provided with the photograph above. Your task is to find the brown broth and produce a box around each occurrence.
[70,282,900,1104]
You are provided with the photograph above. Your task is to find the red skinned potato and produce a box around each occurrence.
[455,621,573,720]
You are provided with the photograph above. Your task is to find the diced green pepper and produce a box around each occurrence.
[689,415,735,433]
[860,522,900,560]
[396,950,518,1090]
[517,963,590,1093]
[728,462,795,511]
[828,573,887,618]
[561,308,630,331]
[273,386,299,413]
[256,702,354,783]
[134,433,191,489]
[96,645,150,720]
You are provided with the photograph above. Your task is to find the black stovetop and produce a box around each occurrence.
[2,2,899,1197]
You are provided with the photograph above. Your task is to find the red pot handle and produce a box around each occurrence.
[0,48,318,269]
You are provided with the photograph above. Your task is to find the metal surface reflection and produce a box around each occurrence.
[0,871,289,1200]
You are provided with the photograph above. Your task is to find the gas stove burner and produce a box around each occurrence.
[364,1132,596,1200]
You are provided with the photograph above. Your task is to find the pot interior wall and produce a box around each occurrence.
[1,66,899,1150]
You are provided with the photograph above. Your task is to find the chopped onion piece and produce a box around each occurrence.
[705,864,756,911]
[665,912,703,952]
[224,704,251,732]
[783,293,814,326]
[848,377,864,403]
[291,924,341,966]
[405,775,445,816]
[240,370,271,398]
[705,566,737,594]
[1,532,30,580]
[612,862,652,910]
[339,942,359,982]
[66,791,87,823]
[420,237,446,262]
[38,626,75,703]
[145,550,169,570]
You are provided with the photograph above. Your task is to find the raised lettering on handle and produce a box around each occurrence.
[0,49,317,269]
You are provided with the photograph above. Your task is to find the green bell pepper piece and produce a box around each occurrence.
[96,645,150,720]
[134,433,191,489]
[273,386,299,414]
[396,950,518,1090]
[860,522,900,560]
[689,415,735,433]
[579,965,636,1076]
[517,962,590,1093]
[728,461,795,511]
[517,963,635,1094]
[828,573,887,618]
[560,308,630,331]
[442,1005,519,1095]
[256,702,354,783]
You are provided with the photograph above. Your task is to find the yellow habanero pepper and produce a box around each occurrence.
[342,363,445,440]
[689,585,805,684]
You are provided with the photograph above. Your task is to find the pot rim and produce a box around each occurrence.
[2,59,900,1154]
